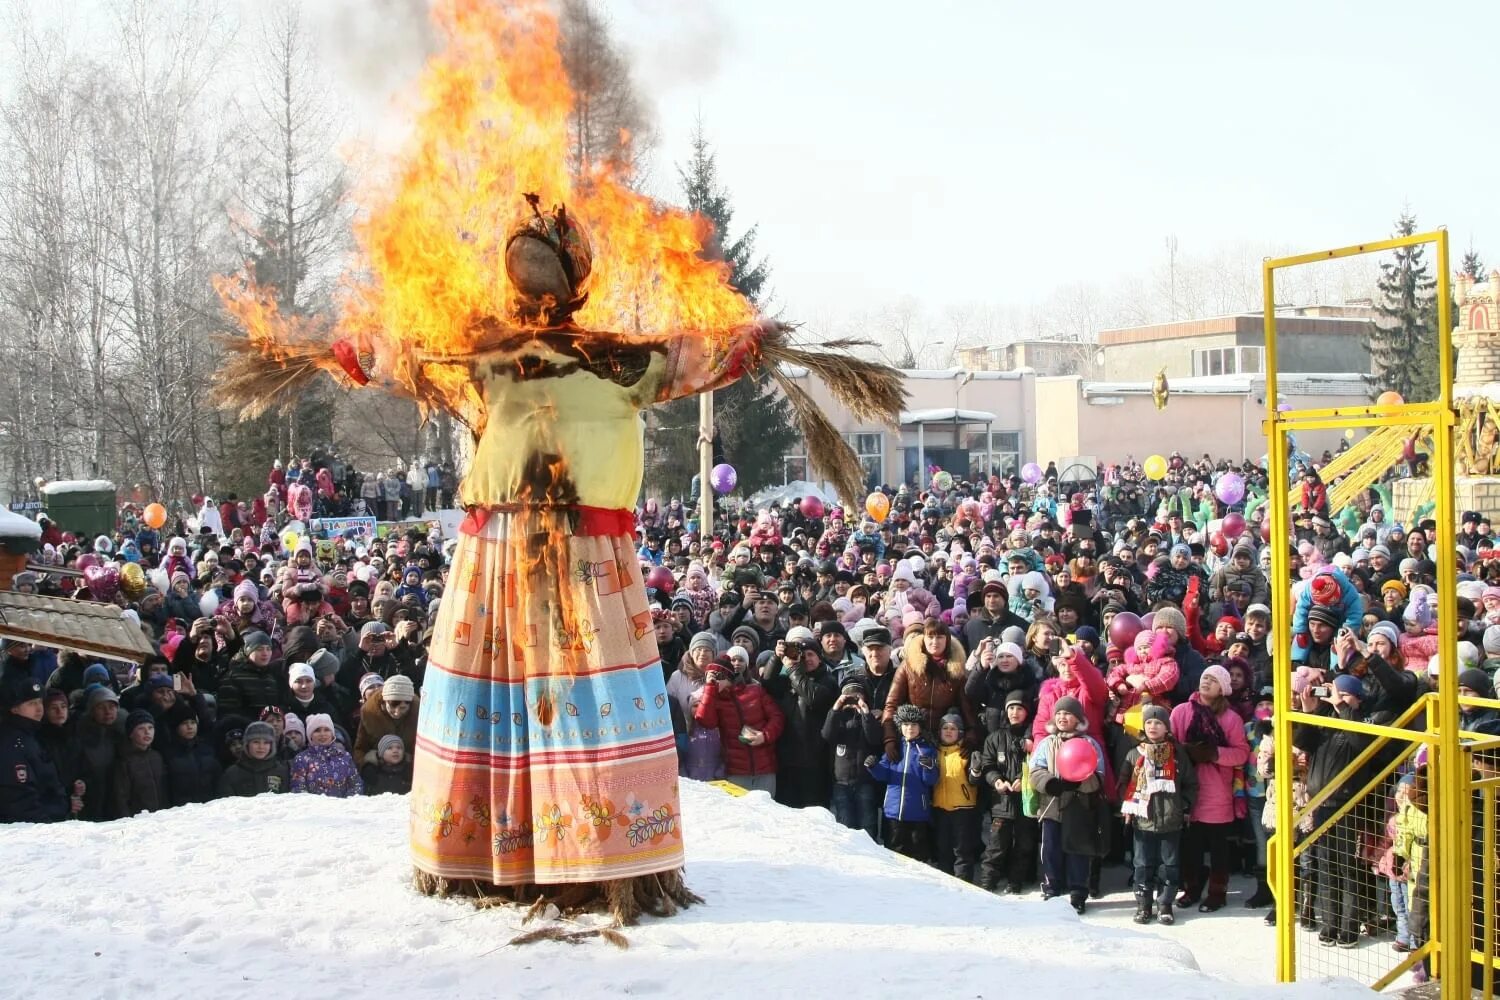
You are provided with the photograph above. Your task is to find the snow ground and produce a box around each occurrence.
[0,782,1371,1000]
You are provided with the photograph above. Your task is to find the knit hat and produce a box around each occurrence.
[1074,625,1099,647]
[1153,605,1187,636]
[1485,624,1500,656]
[243,720,276,746]
[1001,626,1027,645]
[1307,605,1341,629]
[162,700,198,730]
[1404,591,1434,628]
[1245,603,1271,620]
[1458,667,1493,695]
[1370,544,1392,560]
[82,663,111,686]
[939,710,964,733]
[288,662,315,684]
[893,704,925,727]
[785,625,816,646]
[358,672,385,698]
[125,708,155,734]
[284,714,305,739]
[1309,573,1341,607]
[382,674,415,702]
[1169,543,1191,560]
[304,713,335,736]
[1332,674,1364,699]
[243,630,272,650]
[1368,621,1401,651]
[1053,695,1085,721]
[689,631,719,654]
[1399,557,1420,576]
[840,678,867,697]
[85,685,120,710]
[1141,704,1170,727]
[1382,580,1409,599]
[1003,689,1027,708]
[996,641,1025,662]
[233,579,259,603]
[1458,641,1482,670]
[1200,664,1233,694]
[377,734,405,756]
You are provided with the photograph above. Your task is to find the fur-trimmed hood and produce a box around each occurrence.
[902,628,966,681]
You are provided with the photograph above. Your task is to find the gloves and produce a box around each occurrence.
[1057,778,1079,792]
[1042,776,1062,796]
[1186,741,1218,764]
[863,755,878,769]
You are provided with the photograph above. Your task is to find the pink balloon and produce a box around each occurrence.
[800,496,825,518]
[644,566,675,594]
[1222,512,1246,539]
[1107,611,1142,650]
[84,563,119,602]
[1057,737,1100,782]
[1139,611,1156,632]
[76,552,102,572]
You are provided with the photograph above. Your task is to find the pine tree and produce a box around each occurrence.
[1365,212,1438,402]
[643,124,797,500]
[1462,245,1486,281]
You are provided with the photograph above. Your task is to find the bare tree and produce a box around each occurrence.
[558,0,655,182]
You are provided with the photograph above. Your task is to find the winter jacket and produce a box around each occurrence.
[73,716,121,821]
[821,704,884,785]
[352,689,421,766]
[1392,799,1428,875]
[1117,738,1198,834]
[867,736,938,821]
[1398,627,1439,676]
[1106,632,1179,722]
[694,680,786,778]
[291,742,364,797]
[1289,568,1364,664]
[964,663,1038,737]
[1209,561,1270,609]
[1168,636,1210,705]
[882,632,977,757]
[361,761,413,796]
[977,720,1033,821]
[763,661,838,778]
[216,661,287,720]
[111,743,169,817]
[1028,730,1104,823]
[931,743,978,811]
[0,715,70,823]
[1032,650,1110,745]
[218,754,291,797]
[163,736,221,807]
[1169,695,1250,824]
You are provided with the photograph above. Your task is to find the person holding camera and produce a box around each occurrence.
[821,677,883,840]
[763,626,838,809]
[693,654,784,796]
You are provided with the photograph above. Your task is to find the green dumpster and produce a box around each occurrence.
[40,480,117,539]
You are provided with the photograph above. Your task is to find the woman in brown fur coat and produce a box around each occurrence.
[882,618,978,760]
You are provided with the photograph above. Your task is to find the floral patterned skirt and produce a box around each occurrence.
[409,506,683,885]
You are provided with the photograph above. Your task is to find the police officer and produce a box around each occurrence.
[0,674,80,823]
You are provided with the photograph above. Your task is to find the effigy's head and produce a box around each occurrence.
[505,195,593,326]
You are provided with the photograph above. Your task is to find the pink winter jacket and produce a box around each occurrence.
[1106,631,1179,724]
[883,586,938,639]
[1398,627,1438,676]
[1033,650,1116,800]
[1169,695,1250,824]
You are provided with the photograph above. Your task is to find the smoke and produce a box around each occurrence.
[618,0,727,92]
[304,0,437,147]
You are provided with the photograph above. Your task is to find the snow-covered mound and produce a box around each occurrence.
[1,783,1364,999]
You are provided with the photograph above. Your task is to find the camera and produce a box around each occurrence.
[1047,637,1061,656]
[1311,685,1331,699]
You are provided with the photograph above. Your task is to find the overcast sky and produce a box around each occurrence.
[11,0,1491,336]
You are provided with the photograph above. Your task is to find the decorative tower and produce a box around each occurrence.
[1450,269,1500,516]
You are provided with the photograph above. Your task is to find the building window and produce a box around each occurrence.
[966,431,1021,479]
[783,441,808,484]
[1192,346,1264,377]
[844,432,882,489]
[1238,346,1265,374]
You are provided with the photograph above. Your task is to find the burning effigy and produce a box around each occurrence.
[211,0,902,926]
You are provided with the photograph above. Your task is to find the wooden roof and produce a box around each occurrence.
[0,591,155,663]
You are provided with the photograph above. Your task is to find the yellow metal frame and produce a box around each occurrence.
[1263,230,1462,989]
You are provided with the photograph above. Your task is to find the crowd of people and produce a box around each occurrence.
[0,448,1487,981]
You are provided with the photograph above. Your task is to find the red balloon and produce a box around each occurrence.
[1107,611,1143,650]
[1260,518,1272,542]
[644,567,675,594]
[1209,531,1228,556]
[1057,737,1100,782]
[800,496,825,518]
[1222,512,1246,539]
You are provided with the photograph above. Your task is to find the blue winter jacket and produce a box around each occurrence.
[867,736,938,821]
[1290,567,1363,663]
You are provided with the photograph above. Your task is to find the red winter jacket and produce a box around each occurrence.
[694,680,786,779]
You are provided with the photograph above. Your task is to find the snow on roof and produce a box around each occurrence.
[901,407,999,424]
[901,366,1024,380]
[1084,372,1369,397]
[0,781,1366,999]
[38,479,116,496]
[0,506,42,539]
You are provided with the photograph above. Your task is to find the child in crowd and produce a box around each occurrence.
[282,714,307,759]
[291,713,364,797]
[361,735,413,795]
[976,690,1038,894]
[1119,704,1197,925]
[219,720,290,796]
[866,704,938,861]
[1029,696,1106,914]
[1390,773,1425,964]
[930,711,979,882]
[822,676,883,841]
[112,709,168,817]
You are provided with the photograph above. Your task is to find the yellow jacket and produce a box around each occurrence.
[932,743,977,811]
[1392,800,1428,875]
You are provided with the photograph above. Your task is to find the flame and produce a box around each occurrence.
[326,0,753,363]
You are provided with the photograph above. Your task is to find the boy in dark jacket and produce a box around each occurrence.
[161,701,221,807]
[1029,696,1106,914]
[219,721,290,796]
[821,677,883,841]
[977,690,1038,893]
[1119,704,1198,924]
[865,703,938,861]
[361,734,413,795]
[112,710,168,817]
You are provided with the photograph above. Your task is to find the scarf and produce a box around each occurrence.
[1121,738,1177,818]
[1185,695,1230,748]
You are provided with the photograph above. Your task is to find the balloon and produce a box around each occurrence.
[148,568,170,595]
[1143,455,1168,481]
[866,492,891,523]
[84,564,119,602]
[143,503,167,529]
[1209,531,1228,557]
[932,470,954,492]
[1260,517,1272,542]
[75,553,102,572]
[1139,611,1156,632]
[1107,612,1143,650]
[282,529,301,553]
[1377,391,1404,406]
[1215,472,1245,505]
[1020,462,1044,485]
[1277,402,1292,413]
[710,463,737,494]
[800,496,825,518]
[198,591,220,617]
[120,562,146,600]
[1344,428,1356,440]
[1057,737,1100,782]
[644,566,675,595]
[1222,512,1246,539]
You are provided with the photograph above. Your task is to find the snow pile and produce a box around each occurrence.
[38,479,116,496]
[0,506,42,539]
[0,783,1366,999]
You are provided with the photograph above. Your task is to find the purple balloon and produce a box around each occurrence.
[1276,402,1293,413]
[1021,462,1043,485]
[1215,472,1245,505]
[1139,611,1155,632]
[710,463,737,494]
